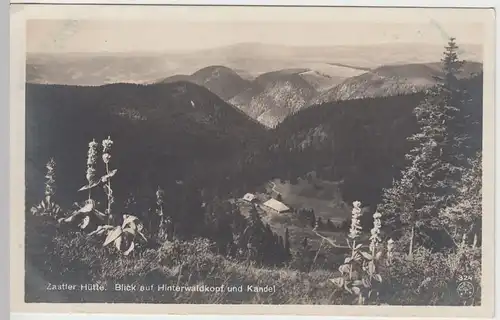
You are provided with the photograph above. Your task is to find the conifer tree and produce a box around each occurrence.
[378,38,473,257]
[310,210,316,228]
[278,236,284,250]
[241,204,267,262]
[284,228,291,257]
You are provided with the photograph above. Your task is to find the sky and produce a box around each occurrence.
[26,7,489,54]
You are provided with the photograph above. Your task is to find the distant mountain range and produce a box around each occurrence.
[157,66,343,128]
[26,42,482,84]
[155,61,482,128]
[26,42,483,128]
[311,61,483,104]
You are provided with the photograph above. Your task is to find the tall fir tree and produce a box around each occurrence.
[310,210,316,228]
[377,38,475,256]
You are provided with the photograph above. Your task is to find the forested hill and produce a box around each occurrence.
[312,61,482,104]
[263,72,483,207]
[159,65,253,101]
[262,93,424,207]
[25,81,270,208]
[25,72,483,216]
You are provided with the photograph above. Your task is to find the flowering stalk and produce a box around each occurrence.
[30,158,62,217]
[349,201,363,240]
[348,201,363,279]
[156,186,165,228]
[387,238,394,265]
[102,136,114,218]
[369,212,382,257]
[349,201,363,246]
[86,139,98,200]
[460,233,467,249]
[44,158,56,200]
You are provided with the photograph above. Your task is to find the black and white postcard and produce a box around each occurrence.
[9,4,496,317]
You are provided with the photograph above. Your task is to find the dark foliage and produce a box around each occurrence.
[26,81,269,208]
[267,74,482,207]
[377,39,483,254]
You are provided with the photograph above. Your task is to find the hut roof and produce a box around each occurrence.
[263,198,290,213]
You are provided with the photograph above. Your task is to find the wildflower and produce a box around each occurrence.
[369,211,382,253]
[387,238,394,264]
[32,158,61,217]
[156,187,164,207]
[86,139,98,185]
[44,158,56,197]
[102,136,113,153]
[87,139,98,166]
[101,136,114,221]
[156,186,165,228]
[102,153,111,164]
[349,201,363,240]
[102,136,113,165]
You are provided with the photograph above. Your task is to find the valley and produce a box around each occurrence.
[23,14,488,306]
[25,65,483,245]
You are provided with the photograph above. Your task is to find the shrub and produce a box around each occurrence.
[379,246,481,305]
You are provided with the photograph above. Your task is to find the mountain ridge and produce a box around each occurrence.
[159,65,253,101]
[25,80,270,209]
[313,61,483,104]
[26,53,484,129]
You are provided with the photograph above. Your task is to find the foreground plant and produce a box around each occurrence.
[31,158,62,217]
[329,201,385,305]
[386,238,394,266]
[89,214,148,255]
[79,139,100,199]
[101,136,117,223]
[156,186,165,228]
[58,198,108,231]
[60,138,116,230]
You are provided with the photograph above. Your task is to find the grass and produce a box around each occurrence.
[25,214,349,304]
[25,200,482,306]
